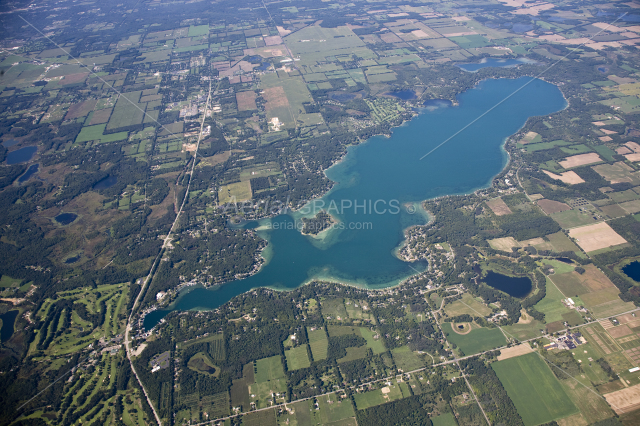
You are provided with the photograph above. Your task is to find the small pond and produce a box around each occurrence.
[2,139,20,148]
[483,271,532,298]
[6,146,37,165]
[55,213,78,225]
[65,255,81,264]
[93,175,118,190]
[386,90,416,100]
[18,164,39,183]
[623,261,640,282]
[0,310,18,342]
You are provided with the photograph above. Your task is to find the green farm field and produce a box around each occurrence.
[255,355,285,383]
[492,353,579,426]
[307,327,328,361]
[442,322,506,355]
[285,345,310,371]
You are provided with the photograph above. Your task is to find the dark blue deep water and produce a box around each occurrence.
[55,213,78,225]
[18,164,39,183]
[387,90,417,100]
[144,77,566,330]
[93,175,118,190]
[483,271,532,298]
[623,261,640,282]
[0,310,18,342]
[6,146,37,165]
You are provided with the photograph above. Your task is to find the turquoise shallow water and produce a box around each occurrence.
[144,77,566,329]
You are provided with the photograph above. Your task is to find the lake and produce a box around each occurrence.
[458,58,535,72]
[2,139,20,148]
[143,76,566,330]
[623,261,640,282]
[6,146,37,165]
[93,175,118,190]
[483,271,532,298]
[55,213,78,225]
[386,90,417,100]
[0,310,18,342]
[18,164,39,183]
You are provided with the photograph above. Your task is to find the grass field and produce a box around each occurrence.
[442,322,506,355]
[353,379,411,410]
[444,293,492,317]
[337,346,368,363]
[524,139,571,152]
[430,412,457,426]
[492,353,579,426]
[391,346,424,372]
[546,231,585,256]
[321,298,348,320]
[106,91,145,131]
[551,209,600,229]
[285,345,311,371]
[76,124,128,144]
[218,181,252,203]
[307,327,328,361]
[535,277,572,323]
[359,328,385,354]
[315,393,356,424]
[255,355,285,383]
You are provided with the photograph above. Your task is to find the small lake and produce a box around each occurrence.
[55,213,78,225]
[386,90,416,100]
[65,255,81,264]
[458,58,535,72]
[556,257,574,264]
[623,261,640,282]
[6,146,37,165]
[93,175,117,190]
[18,164,39,183]
[2,139,20,148]
[483,271,532,298]
[0,310,18,342]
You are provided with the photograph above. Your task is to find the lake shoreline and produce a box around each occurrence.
[143,75,568,329]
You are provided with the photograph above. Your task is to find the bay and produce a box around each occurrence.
[144,77,566,330]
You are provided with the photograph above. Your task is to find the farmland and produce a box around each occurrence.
[493,353,579,425]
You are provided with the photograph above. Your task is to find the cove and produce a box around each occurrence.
[143,77,566,330]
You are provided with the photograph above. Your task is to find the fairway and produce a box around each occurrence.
[442,322,506,355]
[492,353,579,425]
